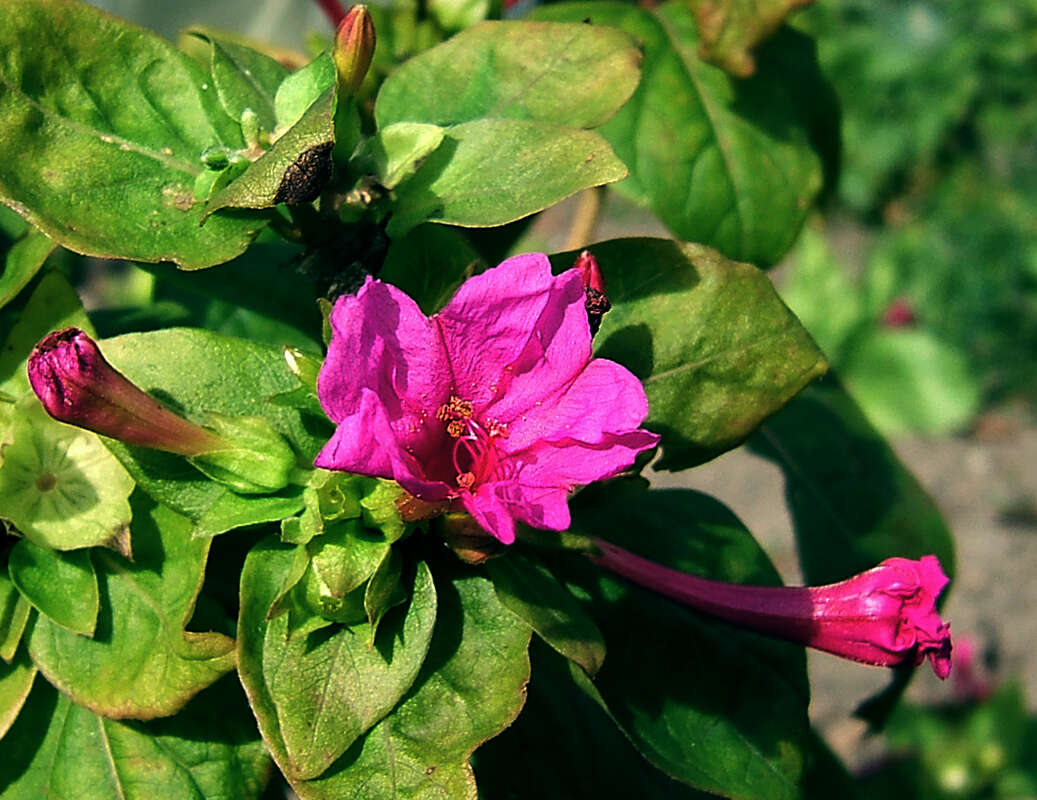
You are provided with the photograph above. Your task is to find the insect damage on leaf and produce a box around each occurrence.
[274,142,334,204]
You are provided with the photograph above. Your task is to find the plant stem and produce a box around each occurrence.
[565,187,603,250]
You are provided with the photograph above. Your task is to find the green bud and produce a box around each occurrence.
[188,413,296,495]
[200,146,231,170]
[299,520,389,624]
[333,5,376,96]
[240,108,261,150]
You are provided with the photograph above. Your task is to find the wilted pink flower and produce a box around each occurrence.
[315,253,659,543]
[591,539,953,678]
[28,328,297,494]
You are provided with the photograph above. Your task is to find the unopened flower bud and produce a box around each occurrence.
[28,328,297,496]
[591,539,953,678]
[28,328,221,456]
[334,5,376,96]
[574,250,611,336]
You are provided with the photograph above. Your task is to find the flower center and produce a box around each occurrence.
[435,395,510,492]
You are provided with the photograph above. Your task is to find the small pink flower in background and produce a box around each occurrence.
[315,253,659,544]
[592,539,953,678]
[951,635,995,701]
[882,296,917,328]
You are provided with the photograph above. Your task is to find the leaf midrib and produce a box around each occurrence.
[0,74,201,175]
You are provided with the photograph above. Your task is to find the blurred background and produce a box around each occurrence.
[60,0,1037,794]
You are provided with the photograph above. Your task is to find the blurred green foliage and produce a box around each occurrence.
[783,0,1037,430]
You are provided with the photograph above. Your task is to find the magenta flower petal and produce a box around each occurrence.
[315,253,658,542]
[462,483,518,545]
[437,253,591,415]
[318,277,452,461]
[592,541,953,679]
[504,358,654,452]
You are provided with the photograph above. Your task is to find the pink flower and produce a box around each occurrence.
[314,253,660,543]
[591,539,953,678]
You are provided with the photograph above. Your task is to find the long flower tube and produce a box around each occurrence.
[591,538,952,678]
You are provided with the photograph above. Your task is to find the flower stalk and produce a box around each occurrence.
[591,538,953,678]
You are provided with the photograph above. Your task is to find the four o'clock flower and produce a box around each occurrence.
[314,253,660,544]
[591,539,953,678]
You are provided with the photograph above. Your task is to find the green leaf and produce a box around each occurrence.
[99,328,322,536]
[0,229,54,310]
[0,568,33,663]
[27,495,236,719]
[0,0,267,269]
[749,375,956,585]
[379,223,483,314]
[565,480,810,800]
[8,540,99,636]
[389,118,627,235]
[551,238,827,469]
[840,329,981,436]
[351,122,446,190]
[207,86,335,214]
[475,640,710,800]
[0,270,92,398]
[0,676,270,799]
[534,2,829,265]
[0,645,36,741]
[238,539,438,780]
[689,0,818,77]
[427,0,490,32]
[364,547,405,633]
[142,239,320,345]
[0,400,135,552]
[183,29,289,133]
[275,52,336,130]
[292,562,532,800]
[375,20,641,130]
[487,551,606,675]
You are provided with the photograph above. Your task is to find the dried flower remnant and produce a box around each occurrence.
[591,539,953,678]
[314,253,659,544]
[574,249,611,336]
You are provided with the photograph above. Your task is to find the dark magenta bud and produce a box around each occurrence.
[28,328,221,456]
